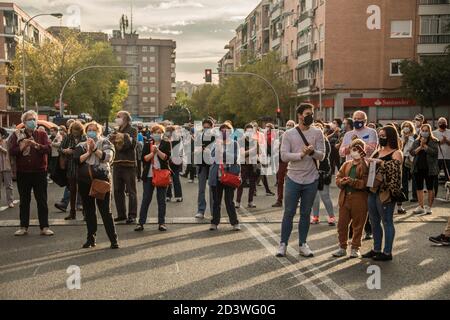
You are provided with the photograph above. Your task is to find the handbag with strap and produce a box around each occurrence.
[88,165,111,200]
[219,164,241,189]
[151,143,172,188]
[295,127,324,191]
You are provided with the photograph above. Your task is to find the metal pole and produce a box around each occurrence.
[311,21,323,120]
[59,65,139,117]
[213,71,280,122]
[22,13,62,111]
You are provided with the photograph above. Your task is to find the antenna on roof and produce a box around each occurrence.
[130,0,134,34]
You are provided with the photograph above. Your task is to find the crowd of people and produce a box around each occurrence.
[3,105,449,259]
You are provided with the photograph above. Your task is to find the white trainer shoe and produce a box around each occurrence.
[332,248,347,257]
[350,248,361,258]
[276,243,287,257]
[413,206,425,214]
[424,205,433,215]
[232,224,241,231]
[40,228,54,236]
[195,213,205,219]
[299,243,314,257]
[14,228,28,236]
[209,224,218,231]
[235,202,241,209]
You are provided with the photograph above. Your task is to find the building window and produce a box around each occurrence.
[116,56,122,62]
[114,46,122,52]
[142,66,148,73]
[150,97,156,103]
[390,20,412,38]
[150,46,156,53]
[420,15,450,35]
[142,46,148,52]
[150,77,156,83]
[126,56,136,64]
[150,66,155,73]
[143,87,149,93]
[142,56,148,63]
[319,24,325,41]
[150,107,156,113]
[150,87,156,93]
[150,56,156,63]
[142,77,149,83]
[126,46,137,54]
[143,97,149,103]
[390,59,403,76]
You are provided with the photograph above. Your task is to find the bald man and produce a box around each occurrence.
[339,111,378,161]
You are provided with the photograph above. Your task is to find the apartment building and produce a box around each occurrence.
[110,33,176,122]
[176,81,199,98]
[0,2,56,126]
[220,0,450,122]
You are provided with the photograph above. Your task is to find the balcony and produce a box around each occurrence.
[271,37,280,49]
[419,34,450,44]
[4,26,19,36]
[297,79,310,89]
[419,0,450,4]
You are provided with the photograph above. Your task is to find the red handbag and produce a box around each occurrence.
[219,164,241,189]
[150,144,172,188]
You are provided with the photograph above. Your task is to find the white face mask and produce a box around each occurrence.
[402,127,410,135]
[350,151,361,160]
[115,118,123,127]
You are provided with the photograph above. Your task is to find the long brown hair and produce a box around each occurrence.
[381,125,401,150]
[418,123,439,142]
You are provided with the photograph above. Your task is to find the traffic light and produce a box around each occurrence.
[205,69,212,83]
[276,107,281,119]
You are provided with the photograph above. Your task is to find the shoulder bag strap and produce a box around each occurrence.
[295,127,319,171]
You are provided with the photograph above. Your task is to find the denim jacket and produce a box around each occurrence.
[208,141,241,187]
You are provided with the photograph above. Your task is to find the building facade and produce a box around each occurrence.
[0,2,56,126]
[176,81,199,98]
[110,33,176,122]
[220,0,450,122]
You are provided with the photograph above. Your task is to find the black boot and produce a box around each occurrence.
[65,211,76,220]
[82,236,96,249]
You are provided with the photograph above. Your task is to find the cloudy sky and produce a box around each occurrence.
[16,0,261,83]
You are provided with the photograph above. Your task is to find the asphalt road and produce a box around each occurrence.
[0,176,449,300]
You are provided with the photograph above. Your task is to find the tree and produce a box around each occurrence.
[109,80,129,121]
[188,51,296,127]
[163,105,191,125]
[401,54,450,125]
[11,29,127,117]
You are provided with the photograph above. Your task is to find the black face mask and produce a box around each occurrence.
[439,124,447,130]
[303,114,314,126]
[379,137,388,147]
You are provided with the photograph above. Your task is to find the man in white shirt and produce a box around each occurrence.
[433,117,450,188]
[339,111,378,161]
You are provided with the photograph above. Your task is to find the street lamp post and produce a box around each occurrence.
[309,18,323,120]
[22,13,63,111]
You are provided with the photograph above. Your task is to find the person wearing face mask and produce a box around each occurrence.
[276,104,325,258]
[339,111,378,162]
[272,120,295,208]
[48,127,59,181]
[363,126,403,261]
[59,121,86,220]
[208,123,241,231]
[166,126,183,203]
[0,128,14,208]
[236,124,259,209]
[414,114,425,135]
[109,111,138,224]
[397,121,416,214]
[195,119,215,219]
[74,122,119,249]
[332,139,369,258]
[9,111,53,236]
[410,124,440,215]
[135,124,172,232]
[327,118,342,175]
[432,117,450,189]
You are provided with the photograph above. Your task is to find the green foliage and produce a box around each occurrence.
[163,104,191,125]
[400,54,450,124]
[11,29,127,119]
[189,51,297,127]
[110,80,129,121]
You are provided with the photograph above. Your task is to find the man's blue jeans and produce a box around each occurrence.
[368,193,396,254]
[280,177,319,246]
[197,166,212,214]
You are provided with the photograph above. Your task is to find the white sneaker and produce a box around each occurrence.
[332,248,347,257]
[424,205,433,215]
[276,243,287,257]
[14,228,28,236]
[209,224,218,231]
[350,248,361,258]
[195,213,205,219]
[235,202,241,209]
[232,224,241,231]
[299,243,314,257]
[188,179,194,183]
[40,228,54,236]
[413,206,425,214]
[175,197,183,203]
